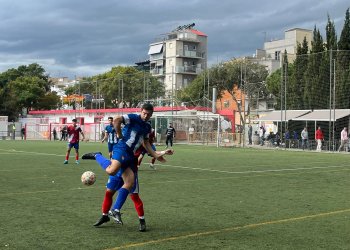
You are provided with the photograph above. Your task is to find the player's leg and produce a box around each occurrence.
[64,144,72,164]
[129,174,146,232]
[165,136,169,148]
[149,144,157,170]
[93,188,115,226]
[93,175,121,227]
[109,168,135,225]
[130,193,146,232]
[108,143,113,159]
[137,153,145,168]
[74,144,80,164]
[83,146,124,176]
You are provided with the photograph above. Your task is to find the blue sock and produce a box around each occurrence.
[95,154,111,170]
[112,188,129,210]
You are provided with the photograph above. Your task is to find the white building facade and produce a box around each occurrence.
[148,24,208,97]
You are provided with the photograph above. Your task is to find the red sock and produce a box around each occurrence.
[65,153,69,161]
[75,153,79,161]
[151,158,156,164]
[130,193,144,217]
[102,190,114,214]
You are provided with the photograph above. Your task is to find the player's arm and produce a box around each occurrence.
[101,130,108,143]
[80,131,85,141]
[113,115,124,139]
[143,139,166,162]
[173,128,176,137]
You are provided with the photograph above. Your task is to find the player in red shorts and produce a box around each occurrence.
[63,118,85,164]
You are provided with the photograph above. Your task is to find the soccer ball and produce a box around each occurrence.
[81,171,96,186]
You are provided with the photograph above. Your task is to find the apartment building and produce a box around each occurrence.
[148,24,207,96]
[252,28,312,73]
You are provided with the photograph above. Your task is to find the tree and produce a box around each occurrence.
[0,63,54,120]
[75,66,165,109]
[326,14,338,51]
[336,8,350,108]
[290,37,309,109]
[338,8,350,51]
[304,26,326,109]
[210,59,268,126]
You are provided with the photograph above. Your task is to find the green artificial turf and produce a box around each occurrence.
[0,140,350,249]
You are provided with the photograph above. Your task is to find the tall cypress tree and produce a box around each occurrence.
[338,8,350,50]
[326,14,337,51]
[304,27,325,109]
[336,8,350,108]
[292,37,308,109]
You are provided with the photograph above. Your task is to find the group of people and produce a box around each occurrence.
[248,125,328,151]
[63,104,175,232]
[300,126,325,151]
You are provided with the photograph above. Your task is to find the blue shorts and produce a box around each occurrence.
[107,143,116,153]
[106,171,139,194]
[112,143,135,170]
[67,142,79,150]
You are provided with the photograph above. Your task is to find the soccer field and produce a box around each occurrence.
[1,140,350,249]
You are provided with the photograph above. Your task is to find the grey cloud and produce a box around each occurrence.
[0,0,349,77]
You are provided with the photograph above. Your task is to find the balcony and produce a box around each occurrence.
[176,49,204,59]
[151,68,164,76]
[175,65,203,75]
[176,32,200,42]
[150,53,164,61]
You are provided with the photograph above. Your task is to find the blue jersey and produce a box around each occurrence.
[105,124,118,144]
[119,113,151,153]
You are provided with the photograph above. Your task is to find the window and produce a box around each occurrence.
[275,51,281,60]
[169,59,173,66]
[169,43,173,49]
[169,75,172,81]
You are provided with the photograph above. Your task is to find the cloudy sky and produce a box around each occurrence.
[0,0,349,78]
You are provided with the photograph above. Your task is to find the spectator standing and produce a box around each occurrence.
[12,122,16,140]
[315,126,324,152]
[53,127,58,140]
[292,130,299,148]
[248,125,253,145]
[165,123,176,148]
[338,127,348,152]
[285,130,290,148]
[21,126,26,140]
[301,127,309,150]
[188,125,195,143]
[259,126,265,146]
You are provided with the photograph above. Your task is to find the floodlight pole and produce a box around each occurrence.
[329,50,332,151]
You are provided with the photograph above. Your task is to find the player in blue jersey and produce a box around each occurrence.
[92,146,173,231]
[82,103,167,224]
[101,117,119,159]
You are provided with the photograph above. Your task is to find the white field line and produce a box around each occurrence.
[155,163,350,175]
[0,148,65,157]
[0,148,349,175]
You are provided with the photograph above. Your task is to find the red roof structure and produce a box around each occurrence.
[190,29,207,37]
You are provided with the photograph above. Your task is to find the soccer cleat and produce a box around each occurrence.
[82,152,102,160]
[149,164,156,170]
[63,160,68,164]
[139,219,146,232]
[75,160,80,164]
[108,210,123,225]
[93,215,110,227]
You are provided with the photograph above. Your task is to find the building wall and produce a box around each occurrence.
[263,28,312,66]
[149,28,207,96]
